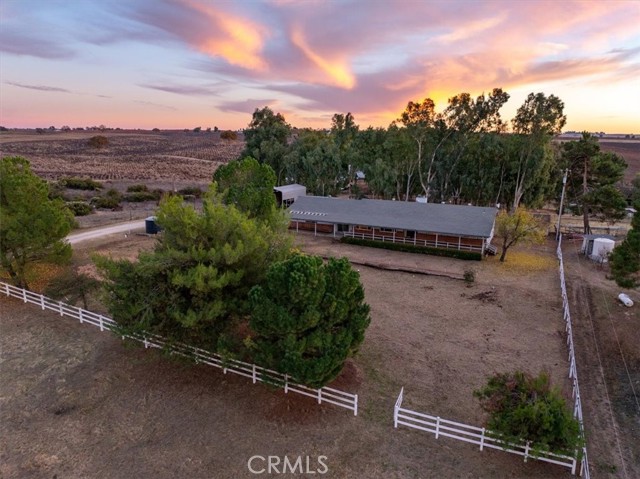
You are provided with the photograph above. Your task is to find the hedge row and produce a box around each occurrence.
[340,236,483,261]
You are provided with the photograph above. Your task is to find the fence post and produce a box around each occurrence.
[354,394,358,417]
[524,441,530,462]
[284,374,289,394]
[3,283,8,296]
[317,388,322,404]
[480,428,485,451]
[22,288,27,303]
[252,364,256,384]
[79,308,84,324]
[59,301,63,316]
[40,294,45,310]
[435,417,440,439]
[571,450,577,475]
[99,315,104,332]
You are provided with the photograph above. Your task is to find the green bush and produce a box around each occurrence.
[474,371,582,455]
[126,184,149,193]
[124,189,162,202]
[341,236,482,261]
[91,195,121,209]
[66,201,93,216]
[60,177,102,190]
[177,186,203,198]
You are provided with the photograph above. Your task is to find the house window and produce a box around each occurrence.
[357,225,371,231]
[406,230,415,239]
[379,227,393,233]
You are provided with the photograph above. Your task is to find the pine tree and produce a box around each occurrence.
[249,255,371,388]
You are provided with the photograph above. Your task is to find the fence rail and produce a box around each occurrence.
[391,235,590,477]
[394,388,578,473]
[1,281,358,416]
[557,235,590,478]
[341,231,483,253]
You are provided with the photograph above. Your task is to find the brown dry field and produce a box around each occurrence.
[598,139,640,184]
[1,232,581,479]
[0,130,243,188]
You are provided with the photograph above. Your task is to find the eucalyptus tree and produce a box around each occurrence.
[398,98,437,199]
[285,129,343,196]
[241,107,292,184]
[354,127,398,199]
[510,93,566,210]
[436,88,510,203]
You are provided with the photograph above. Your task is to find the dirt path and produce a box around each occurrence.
[561,239,640,479]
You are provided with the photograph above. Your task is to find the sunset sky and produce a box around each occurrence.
[1,0,639,133]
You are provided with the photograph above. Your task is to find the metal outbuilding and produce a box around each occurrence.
[274,184,306,207]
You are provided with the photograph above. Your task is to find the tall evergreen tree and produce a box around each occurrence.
[0,156,74,288]
[610,206,640,288]
[249,255,371,388]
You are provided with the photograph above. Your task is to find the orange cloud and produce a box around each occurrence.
[290,27,355,89]
[184,0,268,71]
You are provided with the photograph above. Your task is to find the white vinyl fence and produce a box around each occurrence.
[394,387,579,473]
[1,281,358,416]
[557,235,590,479]
[391,235,591,477]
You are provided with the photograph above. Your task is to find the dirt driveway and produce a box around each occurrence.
[1,235,574,478]
[560,238,640,479]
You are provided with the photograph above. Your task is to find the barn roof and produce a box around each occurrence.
[289,196,497,238]
[274,184,306,200]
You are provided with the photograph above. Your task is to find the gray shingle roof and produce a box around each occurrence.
[289,196,497,238]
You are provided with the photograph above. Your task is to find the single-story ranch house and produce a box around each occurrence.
[288,196,498,255]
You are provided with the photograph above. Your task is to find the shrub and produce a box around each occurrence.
[340,236,482,261]
[463,268,476,285]
[60,177,102,190]
[126,184,149,193]
[177,186,203,198]
[124,188,162,202]
[105,188,122,200]
[220,130,238,140]
[474,371,582,455]
[87,135,109,149]
[91,195,121,209]
[66,201,93,216]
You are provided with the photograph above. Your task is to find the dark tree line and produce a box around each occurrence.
[240,90,571,210]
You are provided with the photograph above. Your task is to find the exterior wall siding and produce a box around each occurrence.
[290,220,486,254]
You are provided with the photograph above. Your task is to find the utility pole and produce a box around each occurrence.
[556,169,568,241]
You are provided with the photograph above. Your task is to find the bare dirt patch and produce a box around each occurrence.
[0,234,574,478]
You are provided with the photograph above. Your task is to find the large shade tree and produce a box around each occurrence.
[510,93,566,210]
[249,254,371,388]
[561,132,627,234]
[0,156,74,288]
[213,156,282,225]
[96,189,292,353]
[241,107,292,184]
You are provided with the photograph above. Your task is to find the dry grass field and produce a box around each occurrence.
[1,234,578,479]
[0,130,243,188]
[598,139,640,184]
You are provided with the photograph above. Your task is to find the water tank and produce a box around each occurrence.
[145,216,160,234]
[590,238,615,262]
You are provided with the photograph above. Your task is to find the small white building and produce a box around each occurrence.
[274,184,306,207]
[581,234,616,262]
